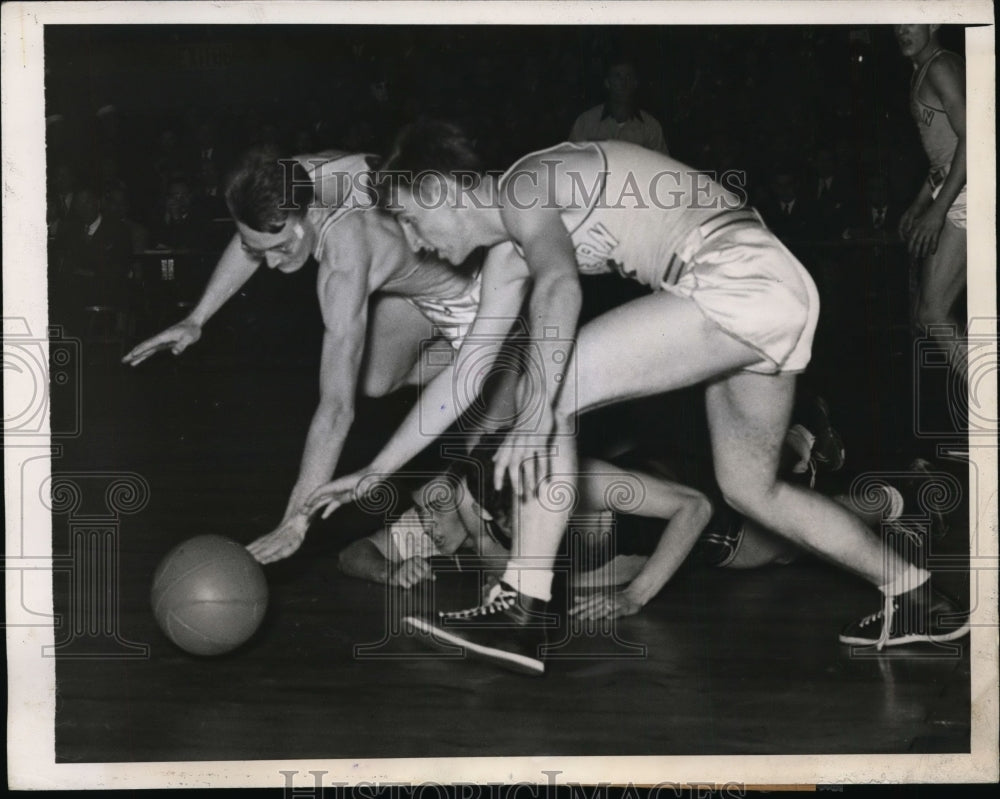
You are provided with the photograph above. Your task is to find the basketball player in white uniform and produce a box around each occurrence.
[306,123,967,674]
[895,24,967,375]
[123,148,488,564]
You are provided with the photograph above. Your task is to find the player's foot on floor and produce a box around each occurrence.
[806,395,846,472]
[403,581,554,676]
[839,581,969,650]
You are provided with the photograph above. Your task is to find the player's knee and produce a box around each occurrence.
[686,492,714,529]
[716,474,777,519]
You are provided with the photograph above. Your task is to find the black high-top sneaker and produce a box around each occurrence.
[403,581,554,675]
[694,505,746,568]
[839,580,969,649]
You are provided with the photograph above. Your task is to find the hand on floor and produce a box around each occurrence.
[569,586,643,622]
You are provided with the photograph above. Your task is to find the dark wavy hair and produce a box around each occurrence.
[224,146,314,232]
[377,119,485,208]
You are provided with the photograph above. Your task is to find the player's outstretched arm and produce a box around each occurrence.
[123,233,261,365]
[493,175,583,496]
[337,530,432,588]
[247,246,372,564]
[304,244,529,519]
[570,459,713,621]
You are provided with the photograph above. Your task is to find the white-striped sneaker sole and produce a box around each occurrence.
[839,623,970,647]
[403,616,545,675]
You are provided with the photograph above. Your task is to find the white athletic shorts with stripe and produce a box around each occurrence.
[933,183,967,230]
[662,220,820,375]
[407,270,483,349]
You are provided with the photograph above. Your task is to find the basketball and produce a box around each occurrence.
[151,534,268,656]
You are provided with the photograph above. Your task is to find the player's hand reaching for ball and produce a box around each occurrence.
[389,557,434,589]
[246,512,310,564]
[304,470,371,520]
[122,319,202,366]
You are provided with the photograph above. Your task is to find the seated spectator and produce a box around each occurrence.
[103,187,148,255]
[193,160,229,222]
[97,154,127,197]
[151,177,202,250]
[194,118,222,171]
[569,56,669,154]
[807,145,852,239]
[152,128,190,190]
[842,174,899,242]
[47,161,77,242]
[53,187,133,330]
[760,170,812,246]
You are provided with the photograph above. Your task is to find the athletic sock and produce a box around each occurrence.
[501,562,553,603]
[881,485,905,521]
[879,564,931,598]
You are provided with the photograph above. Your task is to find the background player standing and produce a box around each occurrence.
[895,24,967,377]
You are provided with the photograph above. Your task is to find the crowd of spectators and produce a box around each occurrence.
[44,25,952,345]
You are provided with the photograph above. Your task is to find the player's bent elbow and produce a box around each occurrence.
[533,270,582,309]
[337,539,387,583]
[683,491,714,534]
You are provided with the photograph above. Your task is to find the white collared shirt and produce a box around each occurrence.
[86,214,103,237]
[569,104,669,155]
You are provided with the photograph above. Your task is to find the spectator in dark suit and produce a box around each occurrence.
[808,145,851,239]
[151,177,203,250]
[761,170,812,248]
[103,186,148,255]
[842,174,899,242]
[193,160,229,222]
[47,161,78,242]
[152,128,190,192]
[194,119,221,173]
[53,187,133,332]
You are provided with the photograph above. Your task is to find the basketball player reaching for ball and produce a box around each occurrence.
[122,148,513,564]
[307,123,968,674]
[895,24,967,375]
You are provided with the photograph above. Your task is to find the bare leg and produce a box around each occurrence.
[913,219,967,374]
[725,490,904,570]
[509,290,920,595]
[704,373,916,587]
[507,292,761,597]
